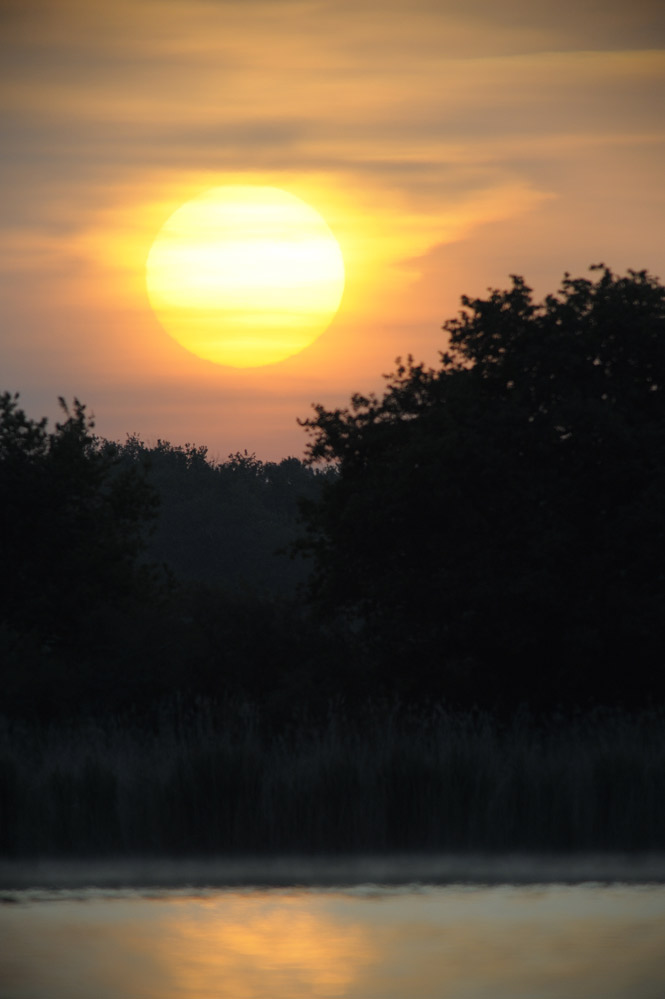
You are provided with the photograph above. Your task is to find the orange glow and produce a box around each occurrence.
[154,894,377,997]
[3,0,663,458]
[5,884,665,998]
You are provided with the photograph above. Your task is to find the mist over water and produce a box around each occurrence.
[2,857,665,999]
[3,853,665,891]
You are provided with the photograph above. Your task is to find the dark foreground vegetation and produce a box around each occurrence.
[2,265,665,856]
[2,702,664,856]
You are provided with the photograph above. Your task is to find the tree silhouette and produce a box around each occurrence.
[297,266,665,709]
[0,393,158,651]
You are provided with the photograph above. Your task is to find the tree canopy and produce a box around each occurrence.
[112,438,335,593]
[297,266,665,710]
[0,401,341,722]
[0,393,158,651]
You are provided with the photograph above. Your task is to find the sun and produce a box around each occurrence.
[145,185,345,367]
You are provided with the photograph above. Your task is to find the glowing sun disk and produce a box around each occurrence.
[146,186,345,367]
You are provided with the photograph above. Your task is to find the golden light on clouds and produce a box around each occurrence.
[2,0,664,455]
[145,186,345,367]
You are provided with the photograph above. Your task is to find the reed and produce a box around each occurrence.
[2,702,664,856]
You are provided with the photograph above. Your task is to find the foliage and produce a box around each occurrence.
[1,413,344,724]
[0,393,159,652]
[297,266,665,709]
[112,437,335,594]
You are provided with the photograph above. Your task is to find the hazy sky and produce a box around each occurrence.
[2,0,664,459]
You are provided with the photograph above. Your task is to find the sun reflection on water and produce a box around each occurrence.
[159,894,376,997]
[2,881,665,999]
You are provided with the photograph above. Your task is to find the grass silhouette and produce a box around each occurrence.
[2,701,664,856]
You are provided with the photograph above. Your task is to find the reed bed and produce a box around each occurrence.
[1,702,664,856]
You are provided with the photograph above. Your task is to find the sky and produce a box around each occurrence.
[2,0,664,460]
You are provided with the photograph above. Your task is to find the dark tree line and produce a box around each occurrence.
[2,265,664,722]
[112,436,334,593]
[0,397,338,721]
[297,266,665,710]
[0,394,158,652]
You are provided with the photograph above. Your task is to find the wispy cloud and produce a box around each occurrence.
[2,0,664,456]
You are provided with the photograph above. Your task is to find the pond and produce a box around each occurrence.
[2,856,665,999]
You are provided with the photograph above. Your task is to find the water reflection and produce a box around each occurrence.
[2,883,665,998]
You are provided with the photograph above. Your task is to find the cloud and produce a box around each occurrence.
[1,0,664,458]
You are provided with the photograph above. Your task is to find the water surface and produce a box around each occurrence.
[2,858,665,999]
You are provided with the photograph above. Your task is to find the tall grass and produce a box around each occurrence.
[1,701,664,856]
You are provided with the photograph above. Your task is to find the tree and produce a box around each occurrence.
[111,438,335,593]
[0,393,159,650]
[297,266,665,709]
